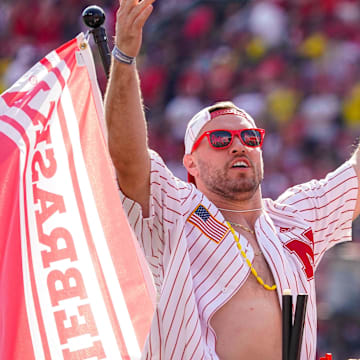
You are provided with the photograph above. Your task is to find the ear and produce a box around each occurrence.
[183,154,199,179]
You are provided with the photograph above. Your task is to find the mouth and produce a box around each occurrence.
[230,158,251,169]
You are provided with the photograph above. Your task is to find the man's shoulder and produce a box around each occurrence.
[262,197,310,232]
[263,197,298,214]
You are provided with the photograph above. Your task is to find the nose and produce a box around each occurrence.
[228,134,245,153]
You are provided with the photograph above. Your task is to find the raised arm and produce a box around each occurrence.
[104,0,155,217]
[348,144,360,220]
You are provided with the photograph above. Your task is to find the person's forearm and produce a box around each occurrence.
[104,0,154,214]
[104,60,149,179]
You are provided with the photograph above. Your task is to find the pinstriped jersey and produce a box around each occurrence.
[120,150,358,360]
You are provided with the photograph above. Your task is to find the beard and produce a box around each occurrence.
[197,158,263,201]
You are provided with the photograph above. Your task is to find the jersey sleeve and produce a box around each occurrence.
[276,161,358,267]
[119,150,193,287]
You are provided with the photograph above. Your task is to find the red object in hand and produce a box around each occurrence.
[319,353,332,360]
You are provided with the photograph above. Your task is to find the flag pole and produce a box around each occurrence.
[82,5,111,78]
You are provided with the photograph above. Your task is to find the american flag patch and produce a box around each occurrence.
[187,204,229,243]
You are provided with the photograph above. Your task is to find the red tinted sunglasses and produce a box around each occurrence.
[191,128,265,153]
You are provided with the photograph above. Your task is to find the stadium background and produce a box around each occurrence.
[1,0,360,358]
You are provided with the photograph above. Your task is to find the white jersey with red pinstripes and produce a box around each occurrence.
[120,150,358,360]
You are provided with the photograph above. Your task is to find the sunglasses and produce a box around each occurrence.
[191,128,265,153]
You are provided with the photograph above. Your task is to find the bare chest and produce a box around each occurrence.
[210,248,282,360]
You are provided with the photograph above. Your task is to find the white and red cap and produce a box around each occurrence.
[184,106,256,184]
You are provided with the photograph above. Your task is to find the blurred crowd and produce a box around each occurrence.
[1,0,360,358]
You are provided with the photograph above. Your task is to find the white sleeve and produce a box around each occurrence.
[119,150,193,287]
[276,162,358,266]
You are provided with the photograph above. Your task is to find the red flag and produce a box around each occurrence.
[0,34,155,360]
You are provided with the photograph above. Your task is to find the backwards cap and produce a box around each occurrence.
[184,105,256,184]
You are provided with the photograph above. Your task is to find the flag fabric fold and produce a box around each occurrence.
[0,33,154,360]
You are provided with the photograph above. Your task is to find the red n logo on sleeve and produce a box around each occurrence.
[284,228,314,280]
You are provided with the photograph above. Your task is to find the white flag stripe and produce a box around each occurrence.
[0,122,25,147]
[0,104,33,133]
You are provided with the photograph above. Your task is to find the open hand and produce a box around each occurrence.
[115,0,156,58]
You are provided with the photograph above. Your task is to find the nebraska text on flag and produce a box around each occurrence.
[187,204,229,243]
[0,33,155,360]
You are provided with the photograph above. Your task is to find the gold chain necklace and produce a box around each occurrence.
[227,221,255,235]
[227,222,277,291]
[228,220,262,256]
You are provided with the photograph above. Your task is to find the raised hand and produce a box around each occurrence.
[115,0,156,58]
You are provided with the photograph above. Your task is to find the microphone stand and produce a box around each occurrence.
[82,5,111,79]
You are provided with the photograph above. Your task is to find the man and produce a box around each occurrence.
[104,0,360,359]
